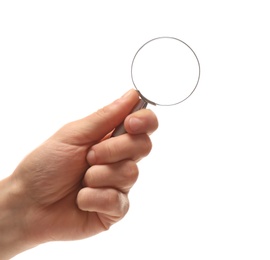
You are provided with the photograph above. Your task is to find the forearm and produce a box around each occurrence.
[0,176,35,259]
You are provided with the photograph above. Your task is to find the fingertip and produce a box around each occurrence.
[125,109,159,134]
[128,117,144,133]
[120,89,139,99]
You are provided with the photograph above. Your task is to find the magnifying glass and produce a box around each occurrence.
[112,36,201,136]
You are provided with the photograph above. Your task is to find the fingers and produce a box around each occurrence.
[77,187,129,218]
[83,160,139,193]
[77,160,138,216]
[76,95,159,220]
[87,134,152,165]
[86,108,158,165]
[124,109,159,135]
[53,89,158,149]
[54,89,140,145]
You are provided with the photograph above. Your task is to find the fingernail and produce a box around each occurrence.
[113,90,133,105]
[129,117,143,132]
[121,89,133,99]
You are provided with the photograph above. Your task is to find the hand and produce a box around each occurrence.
[0,89,158,259]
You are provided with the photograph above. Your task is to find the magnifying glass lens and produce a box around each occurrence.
[131,37,200,105]
[112,37,200,136]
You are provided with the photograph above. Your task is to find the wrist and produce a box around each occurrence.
[0,176,36,259]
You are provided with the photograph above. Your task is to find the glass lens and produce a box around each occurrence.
[131,37,200,106]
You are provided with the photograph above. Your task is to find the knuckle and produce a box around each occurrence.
[95,106,108,119]
[104,142,114,161]
[93,106,115,130]
[106,190,129,216]
[140,134,153,156]
[123,161,139,184]
[117,192,129,216]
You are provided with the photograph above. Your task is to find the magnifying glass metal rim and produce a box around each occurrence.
[131,36,201,106]
[112,36,201,137]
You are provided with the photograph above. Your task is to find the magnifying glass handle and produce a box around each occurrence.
[111,98,148,137]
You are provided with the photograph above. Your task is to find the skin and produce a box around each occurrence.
[0,89,158,259]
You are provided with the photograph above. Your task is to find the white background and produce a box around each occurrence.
[0,1,270,259]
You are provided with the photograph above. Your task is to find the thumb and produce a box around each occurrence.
[54,89,139,145]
